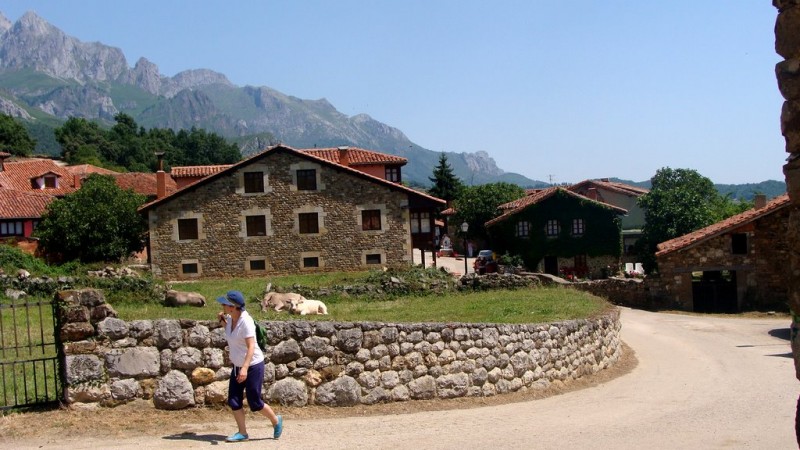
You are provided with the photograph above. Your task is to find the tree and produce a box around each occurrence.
[453,182,525,243]
[35,174,148,263]
[428,153,464,202]
[637,168,720,272]
[55,117,109,163]
[0,114,36,156]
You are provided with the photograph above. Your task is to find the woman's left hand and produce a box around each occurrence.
[236,366,248,383]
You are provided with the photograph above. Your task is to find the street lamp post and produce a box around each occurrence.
[461,222,469,276]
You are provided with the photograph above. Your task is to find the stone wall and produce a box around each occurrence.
[147,151,412,279]
[775,2,800,386]
[57,289,622,409]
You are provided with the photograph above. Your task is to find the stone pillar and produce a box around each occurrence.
[773,1,800,444]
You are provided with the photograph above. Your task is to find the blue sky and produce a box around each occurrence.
[1,1,787,184]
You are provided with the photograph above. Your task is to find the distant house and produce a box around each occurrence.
[568,178,648,260]
[138,145,444,279]
[655,194,790,313]
[0,188,53,239]
[485,187,627,278]
[0,152,172,242]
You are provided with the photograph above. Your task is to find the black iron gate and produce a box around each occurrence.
[0,297,64,411]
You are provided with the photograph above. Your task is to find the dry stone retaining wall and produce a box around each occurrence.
[57,289,622,409]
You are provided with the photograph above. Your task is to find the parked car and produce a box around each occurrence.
[473,250,498,274]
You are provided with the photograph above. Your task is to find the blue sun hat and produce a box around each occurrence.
[216,290,246,310]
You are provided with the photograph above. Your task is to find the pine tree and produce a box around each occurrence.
[428,153,464,202]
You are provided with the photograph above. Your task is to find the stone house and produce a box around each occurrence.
[485,187,627,279]
[655,194,790,312]
[567,178,648,261]
[138,145,445,279]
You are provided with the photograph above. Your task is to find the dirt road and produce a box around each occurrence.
[7,308,797,449]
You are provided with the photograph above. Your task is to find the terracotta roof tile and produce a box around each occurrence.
[486,187,627,227]
[170,148,405,180]
[0,158,78,196]
[64,164,118,177]
[0,188,54,219]
[112,172,178,197]
[170,165,232,178]
[655,193,791,256]
[303,147,407,165]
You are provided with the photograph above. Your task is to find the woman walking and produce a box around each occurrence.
[216,290,283,442]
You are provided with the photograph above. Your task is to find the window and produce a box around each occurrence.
[244,172,264,193]
[572,218,585,236]
[516,221,530,238]
[545,219,560,237]
[362,209,382,231]
[249,259,266,271]
[296,169,317,191]
[410,212,431,234]
[299,212,319,234]
[731,233,748,255]
[303,257,319,268]
[44,176,57,188]
[181,263,198,274]
[246,215,267,236]
[366,254,382,265]
[178,218,199,240]
[0,221,23,236]
[385,167,401,183]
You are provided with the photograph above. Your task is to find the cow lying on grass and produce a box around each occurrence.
[288,298,329,315]
[164,289,206,307]
[261,291,306,312]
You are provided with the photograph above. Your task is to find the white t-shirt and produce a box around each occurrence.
[224,309,265,367]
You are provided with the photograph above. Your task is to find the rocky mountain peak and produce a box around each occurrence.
[16,11,50,33]
[0,12,12,34]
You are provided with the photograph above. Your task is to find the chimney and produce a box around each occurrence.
[73,174,81,189]
[0,152,9,172]
[155,151,166,199]
[337,146,350,166]
[754,193,767,209]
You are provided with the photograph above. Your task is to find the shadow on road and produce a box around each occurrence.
[769,327,791,341]
[162,432,227,444]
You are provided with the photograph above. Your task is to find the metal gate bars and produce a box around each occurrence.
[0,297,64,411]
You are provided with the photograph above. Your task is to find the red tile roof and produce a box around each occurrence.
[170,165,233,178]
[0,188,54,219]
[65,164,118,177]
[303,147,407,166]
[0,158,78,196]
[170,147,407,180]
[112,172,178,197]
[655,193,791,256]
[486,187,627,227]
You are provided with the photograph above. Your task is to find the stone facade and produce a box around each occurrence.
[142,147,442,279]
[775,2,800,392]
[57,289,622,409]
[656,206,790,311]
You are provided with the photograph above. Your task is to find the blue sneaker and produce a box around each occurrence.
[273,415,283,439]
[226,432,248,442]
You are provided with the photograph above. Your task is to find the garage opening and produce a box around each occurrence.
[692,270,738,313]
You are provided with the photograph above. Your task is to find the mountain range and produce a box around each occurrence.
[0,11,786,199]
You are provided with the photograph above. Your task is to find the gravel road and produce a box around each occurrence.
[8,308,797,449]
